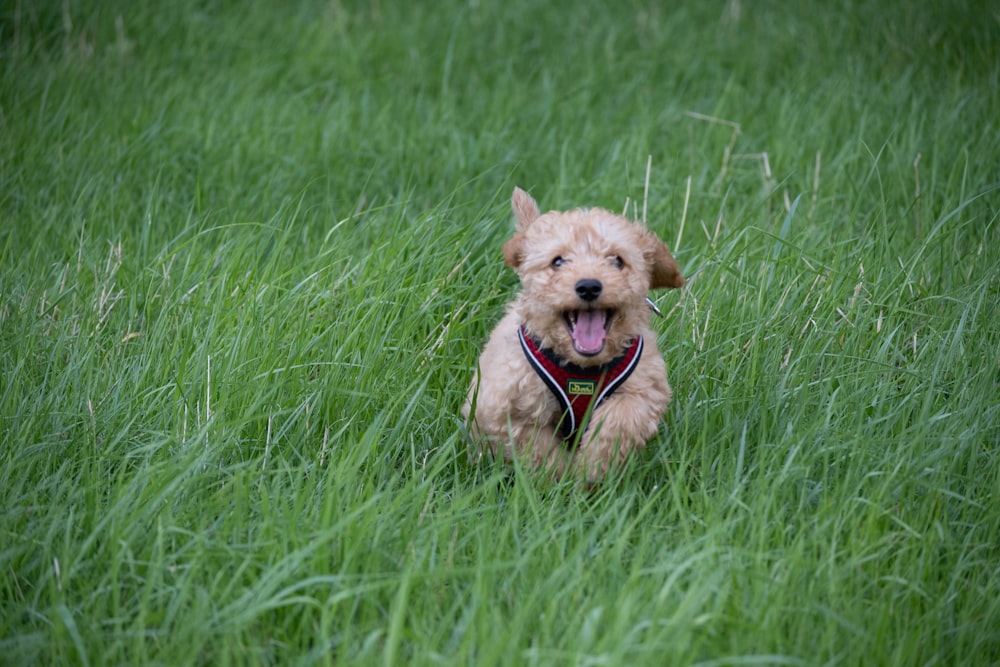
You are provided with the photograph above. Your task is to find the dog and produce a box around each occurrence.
[463,187,685,480]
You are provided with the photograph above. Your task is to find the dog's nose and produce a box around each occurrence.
[575,279,603,302]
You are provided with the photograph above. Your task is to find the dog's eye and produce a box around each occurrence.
[551,256,566,268]
[612,255,625,269]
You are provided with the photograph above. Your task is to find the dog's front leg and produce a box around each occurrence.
[574,394,663,480]
[469,412,570,478]
[505,421,571,478]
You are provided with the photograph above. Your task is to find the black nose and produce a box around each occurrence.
[575,279,603,302]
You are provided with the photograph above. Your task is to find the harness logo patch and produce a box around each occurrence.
[567,379,596,396]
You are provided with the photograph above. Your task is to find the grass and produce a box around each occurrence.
[2,0,999,664]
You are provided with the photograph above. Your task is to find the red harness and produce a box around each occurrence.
[518,325,643,442]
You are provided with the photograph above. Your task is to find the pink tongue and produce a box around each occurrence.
[572,310,606,353]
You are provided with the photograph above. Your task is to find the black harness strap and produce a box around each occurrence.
[518,325,642,442]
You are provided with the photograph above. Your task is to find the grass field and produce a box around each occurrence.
[2,0,999,664]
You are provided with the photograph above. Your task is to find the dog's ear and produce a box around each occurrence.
[645,232,685,289]
[511,187,540,231]
[503,187,540,268]
[502,233,525,268]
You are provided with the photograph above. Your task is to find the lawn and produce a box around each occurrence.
[2,0,998,664]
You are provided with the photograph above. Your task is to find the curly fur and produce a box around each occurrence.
[463,187,685,480]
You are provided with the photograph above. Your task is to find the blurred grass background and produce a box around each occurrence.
[2,0,998,664]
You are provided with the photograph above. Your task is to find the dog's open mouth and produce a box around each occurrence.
[564,309,614,356]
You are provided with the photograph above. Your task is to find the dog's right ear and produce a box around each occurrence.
[511,186,540,230]
[502,233,524,268]
[503,187,540,268]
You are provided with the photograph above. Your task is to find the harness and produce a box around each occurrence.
[518,325,643,442]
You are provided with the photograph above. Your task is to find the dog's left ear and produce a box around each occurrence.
[503,187,541,269]
[644,232,685,289]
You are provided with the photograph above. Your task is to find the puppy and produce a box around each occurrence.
[463,187,685,480]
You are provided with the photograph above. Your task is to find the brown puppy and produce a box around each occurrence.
[463,187,684,480]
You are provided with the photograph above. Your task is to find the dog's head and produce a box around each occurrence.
[503,186,684,365]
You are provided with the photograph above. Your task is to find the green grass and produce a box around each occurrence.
[2,0,999,664]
